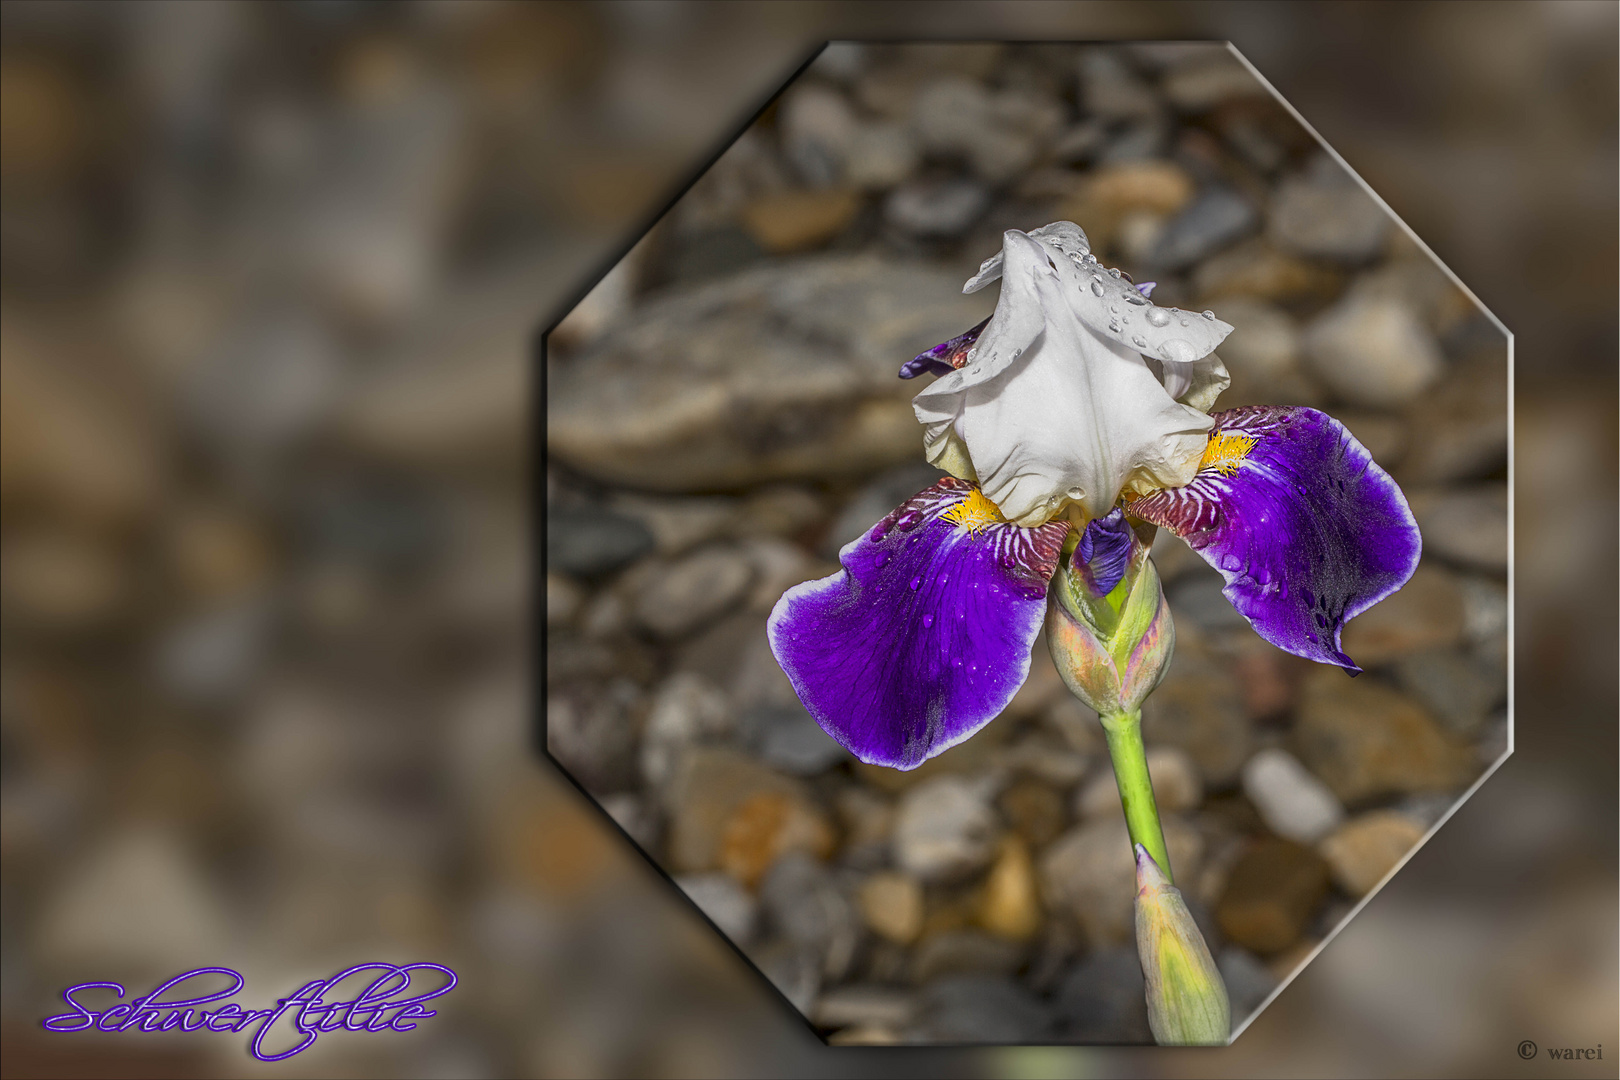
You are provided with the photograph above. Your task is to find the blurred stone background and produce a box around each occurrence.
[546,39,1508,1046]
[1,3,1614,1078]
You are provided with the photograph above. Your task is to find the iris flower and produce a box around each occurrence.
[768,222,1421,773]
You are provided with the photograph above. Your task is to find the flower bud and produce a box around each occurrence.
[1046,510,1174,716]
[1135,844,1230,1046]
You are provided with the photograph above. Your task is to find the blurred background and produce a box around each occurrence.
[1,2,1613,1078]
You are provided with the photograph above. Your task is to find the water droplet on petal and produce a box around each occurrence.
[1201,310,1216,320]
[873,550,892,569]
[909,575,922,591]
[1132,334,1148,348]
[1109,267,1121,278]
[922,613,934,629]
[1146,307,1172,327]
[1090,279,1105,296]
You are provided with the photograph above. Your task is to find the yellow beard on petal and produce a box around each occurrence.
[1198,431,1257,476]
[942,487,1006,535]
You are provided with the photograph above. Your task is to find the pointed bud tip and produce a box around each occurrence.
[1135,844,1171,894]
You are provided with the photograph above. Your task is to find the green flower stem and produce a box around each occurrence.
[1101,708,1171,884]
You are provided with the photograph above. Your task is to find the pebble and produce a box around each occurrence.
[545,572,585,627]
[546,505,654,578]
[1408,485,1508,573]
[676,872,759,945]
[640,672,734,790]
[611,494,739,556]
[1,529,128,628]
[1098,119,1171,163]
[759,852,860,980]
[844,121,920,190]
[664,747,805,872]
[548,256,986,491]
[778,83,858,187]
[1399,351,1509,483]
[627,545,754,640]
[741,536,828,614]
[743,702,849,775]
[1335,411,1410,467]
[1076,49,1160,120]
[1039,814,1203,945]
[1339,562,1467,666]
[546,679,643,795]
[751,941,820,1015]
[1213,296,1302,391]
[912,976,1054,1042]
[1318,810,1426,898]
[1085,159,1195,216]
[813,985,917,1030]
[740,188,862,253]
[883,178,990,239]
[997,778,1068,846]
[892,775,999,882]
[1161,54,1267,111]
[976,836,1043,941]
[1075,745,1201,818]
[40,826,231,971]
[1050,119,1110,163]
[1216,837,1330,954]
[1054,947,1152,1043]
[1219,946,1279,1020]
[911,78,1062,183]
[1140,651,1255,787]
[1292,668,1475,805]
[1168,573,1252,632]
[1268,161,1391,262]
[1391,649,1503,737]
[836,787,896,856]
[1043,695,1103,757]
[1241,748,1346,844]
[910,930,1027,984]
[1192,238,1345,306]
[1302,294,1445,408]
[858,870,924,944]
[719,790,836,888]
[994,731,1090,787]
[1145,185,1258,271]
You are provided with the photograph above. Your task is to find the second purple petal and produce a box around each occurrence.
[768,478,1068,770]
[1128,406,1421,674]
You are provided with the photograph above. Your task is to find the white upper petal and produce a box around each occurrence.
[963,222,1233,366]
[915,229,1214,526]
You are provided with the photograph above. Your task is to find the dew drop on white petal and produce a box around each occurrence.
[1109,267,1121,278]
[1201,310,1216,320]
[1146,307,1172,327]
[1090,279,1105,296]
[1132,334,1148,348]
[1109,320,1120,333]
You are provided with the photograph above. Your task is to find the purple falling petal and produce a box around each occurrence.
[1074,508,1135,596]
[1128,405,1421,674]
[768,478,1069,770]
[899,315,992,379]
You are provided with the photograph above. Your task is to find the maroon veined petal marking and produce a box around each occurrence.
[899,315,992,379]
[1129,405,1421,674]
[768,478,1069,770]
